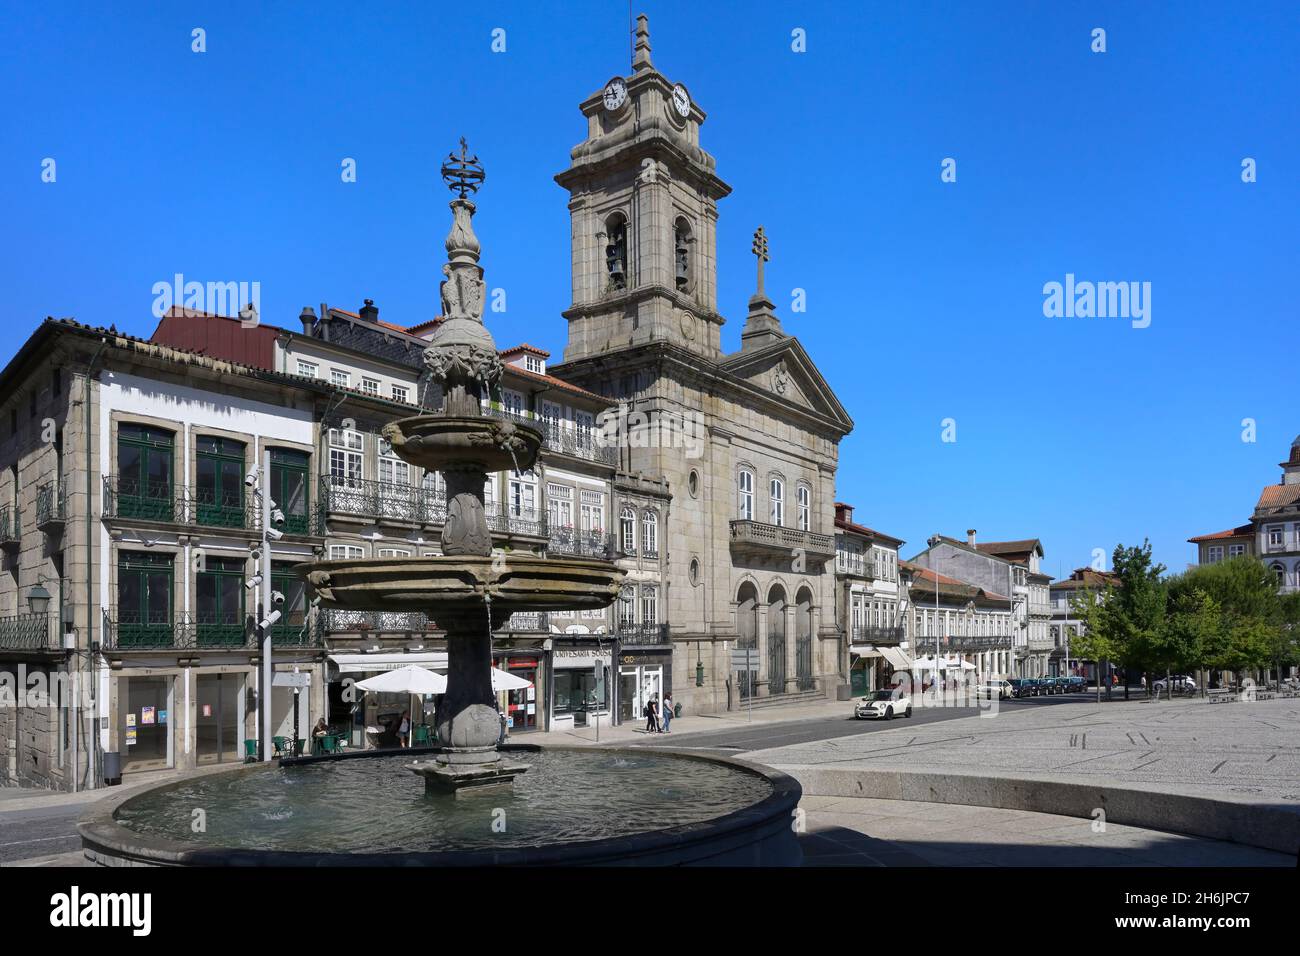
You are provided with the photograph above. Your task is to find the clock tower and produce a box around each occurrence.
[554,14,731,362]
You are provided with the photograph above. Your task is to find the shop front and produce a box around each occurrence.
[495,651,542,734]
[119,674,175,774]
[550,644,612,731]
[617,649,672,726]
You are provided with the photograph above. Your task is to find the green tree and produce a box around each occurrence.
[1105,541,1167,699]
[1168,557,1279,685]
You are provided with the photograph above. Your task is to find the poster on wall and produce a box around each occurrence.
[526,687,535,702]
[141,706,155,726]
[202,704,212,718]
[126,729,137,745]
[125,713,136,728]
[526,704,535,715]
[159,710,168,725]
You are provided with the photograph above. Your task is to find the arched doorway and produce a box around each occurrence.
[767,585,787,695]
[737,582,758,699]
[795,587,814,691]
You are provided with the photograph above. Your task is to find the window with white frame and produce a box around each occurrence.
[620,506,636,553]
[738,469,753,520]
[392,384,409,404]
[1228,543,1246,557]
[541,400,565,431]
[483,476,496,511]
[547,483,574,530]
[1268,526,1284,549]
[797,485,811,531]
[378,437,410,487]
[377,548,412,558]
[361,377,380,396]
[618,586,635,628]
[642,510,658,555]
[329,545,364,560]
[330,369,350,388]
[580,490,605,535]
[508,470,537,517]
[501,389,525,417]
[640,585,658,626]
[769,478,784,526]
[1206,545,1224,563]
[525,355,544,374]
[574,410,594,447]
[422,470,445,498]
[297,360,319,378]
[328,428,364,485]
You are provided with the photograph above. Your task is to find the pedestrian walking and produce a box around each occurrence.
[644,694,659,733]
[661,693,673,733]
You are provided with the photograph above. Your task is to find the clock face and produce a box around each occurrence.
[671,84,690,117]
[603,78,627,111]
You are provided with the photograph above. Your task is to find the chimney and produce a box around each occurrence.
[299,306,316,334]
[359,298,379,323]
[835,503,852,523]
[967,529,977,547]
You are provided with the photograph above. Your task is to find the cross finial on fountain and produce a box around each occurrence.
[441,136,485,199]
[752,225,769,297]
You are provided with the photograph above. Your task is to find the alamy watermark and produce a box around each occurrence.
[1042,273,1151,329]
[151,273,261,324]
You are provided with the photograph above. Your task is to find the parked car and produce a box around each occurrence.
[854,687,912,720]
[1006,679,1035,699]
[1064,676,1087,693]
[975,679,1014,700]
[1044,677,1066,695]
[1153,675,1197,694]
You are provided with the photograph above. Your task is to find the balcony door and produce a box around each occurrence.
[117,552,174,647]
[117,424,174,521]
[271,561,308,645]
[271,448,310,534]
[196,556,245,647]
[195,436,246,528]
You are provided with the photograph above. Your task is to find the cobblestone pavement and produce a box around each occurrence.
[747,695,1300,805]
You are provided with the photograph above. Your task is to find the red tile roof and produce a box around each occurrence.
[1187,524,1254,543]
[974,539,1042,557]
[501,343,551,359]
[1256,485,1300,509]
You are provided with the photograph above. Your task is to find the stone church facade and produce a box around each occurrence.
[550,17,854,715]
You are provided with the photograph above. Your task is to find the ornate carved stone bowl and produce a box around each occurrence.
[381,414,543,474]
[297,554,624,617]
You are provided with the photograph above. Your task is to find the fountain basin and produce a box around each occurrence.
[78,746,803,866]
[381,414,543,473]
[298,554,624,615]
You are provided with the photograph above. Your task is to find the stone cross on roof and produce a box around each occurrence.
[752,225,769,297]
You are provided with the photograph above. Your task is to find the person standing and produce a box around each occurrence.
[645,694,659,733]
[661,693,673,733]
[398,710,411,748]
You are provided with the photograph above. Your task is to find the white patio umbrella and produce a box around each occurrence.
[491,668,533,691]
[355,666,447,748]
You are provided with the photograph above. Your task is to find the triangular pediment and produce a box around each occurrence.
[720,336,853,434]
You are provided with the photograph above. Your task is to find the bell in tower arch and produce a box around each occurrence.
[674,218,693,293]
[605,217,627,291]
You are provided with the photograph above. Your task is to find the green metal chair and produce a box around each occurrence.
[243,739,258,763]
[296,738,307,757]
[319,734,339,755]
[412,725,431,746]
[272,736,287,758]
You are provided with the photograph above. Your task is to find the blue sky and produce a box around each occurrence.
[2,1,1297,575]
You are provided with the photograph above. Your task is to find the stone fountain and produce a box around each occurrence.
[297,141,624,795]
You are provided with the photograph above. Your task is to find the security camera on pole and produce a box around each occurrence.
[250,453,288,760]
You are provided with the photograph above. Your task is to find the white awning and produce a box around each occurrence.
[882,647,913,670]
[329,652,448,675]
[850,645,882,658]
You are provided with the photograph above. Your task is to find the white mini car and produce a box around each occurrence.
[1153,675,1197,694]
[854,687,912,720]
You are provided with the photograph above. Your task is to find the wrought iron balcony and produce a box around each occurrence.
[487,507,547,538]
[548,527,617,560]
[316,608,434,638]
[947,633,1014,651]
[850,625,905,645]
[483,406,617,465]
[318,476,445,525]
[615,622,670,645]
[36,479,67,531]
[729,519,835,562]
[101,476,264,532]
[0,505,20,550]
[504,611,550,632]
[0,613,55,652]
[837,558,877,579]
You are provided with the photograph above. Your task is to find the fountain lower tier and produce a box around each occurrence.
[298,554,625,794]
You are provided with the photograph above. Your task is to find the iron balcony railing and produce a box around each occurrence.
[0,505,20,547]
[101,610,323,650]
[505,611,550,632]
[548,527,618,560]
[0,613,55,652]
[483,406,617,465]
[317,476,548,537]
[36,479,68,529]
[615,622,670,645]
[850,625,905,645]
[947,634,1014,651]
[314,607,551,638]
[102,476,262,531]
[837,558,877,579]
